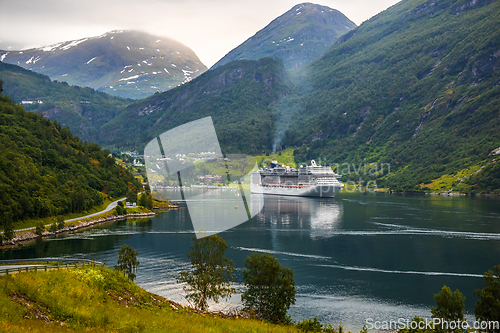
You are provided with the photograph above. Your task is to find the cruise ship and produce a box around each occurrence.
[251,160,344,197]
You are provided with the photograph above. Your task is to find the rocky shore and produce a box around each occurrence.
[0,212,156,248]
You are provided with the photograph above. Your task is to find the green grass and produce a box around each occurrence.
[255,147,297,168]
[121,206,151,214]
[420,161,492,193]
[0,266,304,332]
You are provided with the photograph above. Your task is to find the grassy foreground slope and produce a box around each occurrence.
[286,0,500,192]
[0,266,300,332]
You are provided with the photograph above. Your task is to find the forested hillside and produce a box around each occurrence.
[3,0,499,194]
[99,58,291,154]
[0,61,130,143]
[0,82,139,227]
[284,0,500,192]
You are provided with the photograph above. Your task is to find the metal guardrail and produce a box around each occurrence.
[0,258,105,275]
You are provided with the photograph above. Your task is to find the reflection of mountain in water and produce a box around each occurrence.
[259,196,342,238]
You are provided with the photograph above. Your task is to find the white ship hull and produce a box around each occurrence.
[251,184,343,198]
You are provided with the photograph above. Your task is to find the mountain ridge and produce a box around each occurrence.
[285,0,500,192]
[0,30,207,99]
[212,3,356,70]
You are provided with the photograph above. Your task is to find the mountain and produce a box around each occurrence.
[0,61,130,143]
[283,0,500,192]
[98,58,290,154]
[0,86,139,227]
[211,3,356,70]
[0,30,207,99]
[97,0,500,194]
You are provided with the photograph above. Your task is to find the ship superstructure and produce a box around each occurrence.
[251,160,343,197]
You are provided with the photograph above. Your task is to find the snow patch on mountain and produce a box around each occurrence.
[119,75,139,81]
[60,38,88,51]
[39,43,63,52]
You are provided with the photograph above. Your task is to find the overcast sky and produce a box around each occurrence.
[0,0,401,67]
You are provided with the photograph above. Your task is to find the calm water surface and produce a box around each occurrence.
[2,192,500,331]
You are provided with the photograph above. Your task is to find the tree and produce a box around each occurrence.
[3,212,14,240]
[115,244,140,281]
[57,216,65,230]
[115,205,124,216]
[431,285,465,330]
[139,193,153,209]
[177,235,235,311]
[475,265,500,333]
[35,222,45,237]
[241,253,296,324]
[126,190,137,203]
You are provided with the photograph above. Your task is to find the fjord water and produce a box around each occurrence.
[2,192,500,330]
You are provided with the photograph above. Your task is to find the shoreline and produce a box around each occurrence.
[340,188,500,197]
[0,212,156,249]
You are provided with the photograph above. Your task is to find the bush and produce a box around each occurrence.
[297,317,323,332]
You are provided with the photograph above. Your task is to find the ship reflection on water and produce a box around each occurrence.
[258,195,343,239]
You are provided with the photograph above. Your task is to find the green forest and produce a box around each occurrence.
[98,58,290,155]
[284,0,500,193]
[1,0,499,194]
[92,0,500,193]
[0,82,139,230]
[0,61,130,143]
